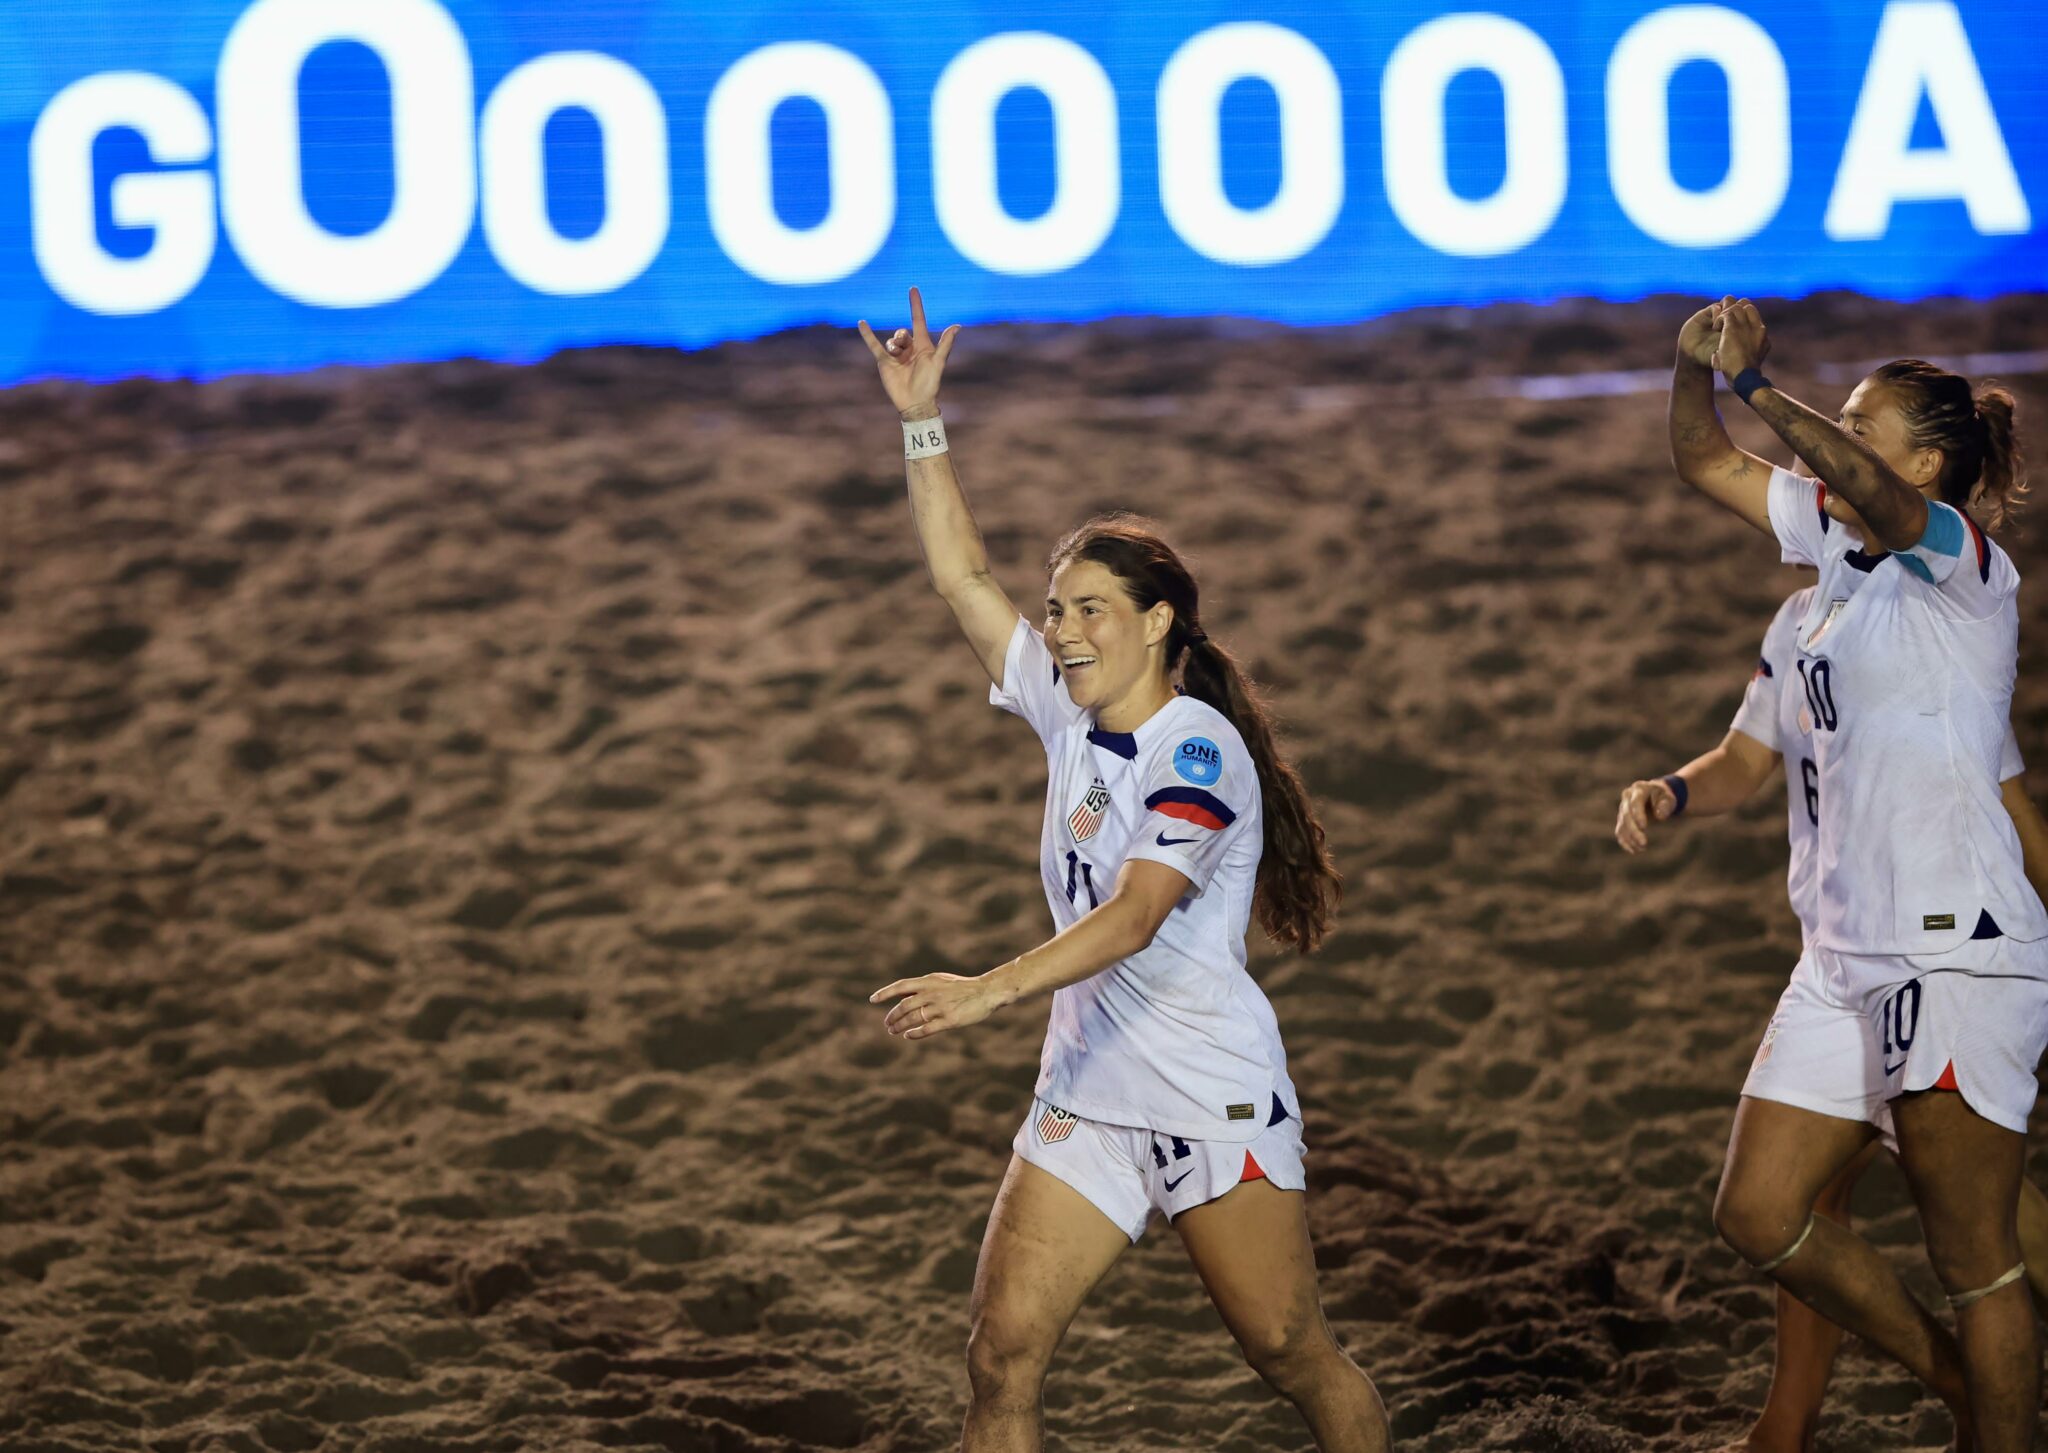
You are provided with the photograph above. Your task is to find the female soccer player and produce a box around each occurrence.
[1615,575,2048,1453]
[857,290,1386,1453]
[1667,297,2047,1452]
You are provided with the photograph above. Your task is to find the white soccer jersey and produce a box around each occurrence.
[1730,582,2027,948]
[989,616,1297,1143]
[1765,468,2047,954]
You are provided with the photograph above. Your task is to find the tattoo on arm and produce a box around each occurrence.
[1668,366,1734,467]
[1747,388,1923,541]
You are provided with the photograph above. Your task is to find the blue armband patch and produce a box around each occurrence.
[1172,736,1223,786]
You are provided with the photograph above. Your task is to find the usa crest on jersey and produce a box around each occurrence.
[1036,1103,1078,1145]
[1067,778,1110,843]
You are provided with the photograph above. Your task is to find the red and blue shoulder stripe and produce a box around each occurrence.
[1144,786,1236,832]
[1961,510,1990,583]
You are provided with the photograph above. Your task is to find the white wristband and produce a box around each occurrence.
[903,415,949,460]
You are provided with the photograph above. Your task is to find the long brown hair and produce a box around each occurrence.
[1047,513,1340,953]
[1872,360,2028,532]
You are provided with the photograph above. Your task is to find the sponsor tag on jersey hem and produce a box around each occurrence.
[1923,914,1956,931]
[1225,1103,1255,1121]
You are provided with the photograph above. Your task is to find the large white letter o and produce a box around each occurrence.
[1382,14,1567,257]
[931,33,1118,276]
[705,42,894,286]
[481,52,671,296]
[217,0,477,309]
[1157,23,1344,267]
[1607,6,1790,247]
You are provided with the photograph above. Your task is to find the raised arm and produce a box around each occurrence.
[1669,299,1776,535]
[858,287,1020,687]
[1713,300,1929,551]
[1615,728,1781,854]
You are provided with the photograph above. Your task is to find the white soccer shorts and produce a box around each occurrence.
[1772,936,2048,1136]
[1011,1093,1307,1243]
[1743,948,1899,1150]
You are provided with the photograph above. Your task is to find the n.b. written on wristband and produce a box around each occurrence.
[903,415,949,460]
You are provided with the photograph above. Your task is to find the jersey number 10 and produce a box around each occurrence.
[1796,658,1839,732]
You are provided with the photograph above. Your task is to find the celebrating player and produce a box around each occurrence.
[856,290,1385,1453]
[1666,297,2046,1452]
[1616,576,2048,1453]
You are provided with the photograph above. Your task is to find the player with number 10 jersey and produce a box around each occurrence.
[1617,576,2048,1451]
[1668,297,2047,1451]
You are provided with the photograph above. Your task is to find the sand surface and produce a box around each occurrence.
[3,294,2047,1452]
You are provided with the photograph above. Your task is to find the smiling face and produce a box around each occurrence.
[1043,557,1175,723]
[1815,376,1947,531]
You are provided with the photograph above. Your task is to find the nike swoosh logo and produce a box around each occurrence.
[1884,1059,1907,1075]
[1156,832,1199,847]
[1163,1170,1194,1192]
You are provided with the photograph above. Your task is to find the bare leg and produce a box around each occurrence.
[1714,1097,1972,1431]
[1893,1090,2037,1453]
[1738,1142,1878,1453]
[1174,1178,1389,1453]
[2015,1177,2048,1321]
[962,1157,1130,1453]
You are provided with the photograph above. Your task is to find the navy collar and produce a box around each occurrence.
[1085,695,1189,762]
[1086,727,1138,760]
[1845,547,1891,573]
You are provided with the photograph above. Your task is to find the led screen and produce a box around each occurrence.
[3,0,2041,382]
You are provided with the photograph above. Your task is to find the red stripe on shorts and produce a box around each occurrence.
[1242,1151,1265,1183]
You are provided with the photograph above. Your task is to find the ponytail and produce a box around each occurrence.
[1975,386,2028,533]
[1047,513,1340,953]
[1179,634,1341,954]
[1871,360,2028,532]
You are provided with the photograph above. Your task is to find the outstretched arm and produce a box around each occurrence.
[1713,300,1928,552]
[1616,729,1781,854]
[1669,299,1776,535]
[858,287,1020,687]
[869,860,1190,1040]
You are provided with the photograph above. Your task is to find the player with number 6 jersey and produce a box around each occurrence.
[1668,297,2048,1453]
[856,289,1388,1453]
[1617,578,2048,1453]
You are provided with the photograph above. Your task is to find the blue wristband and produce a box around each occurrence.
[1660,774,1689,816]
[1730,368,1772,405]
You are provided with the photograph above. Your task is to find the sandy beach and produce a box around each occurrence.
[3,292,2047,1451]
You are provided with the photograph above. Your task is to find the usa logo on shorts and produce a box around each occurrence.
[1067,779,1110,843]
[1036,1104,1078,1145]
[1752,1016,1782,1072]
